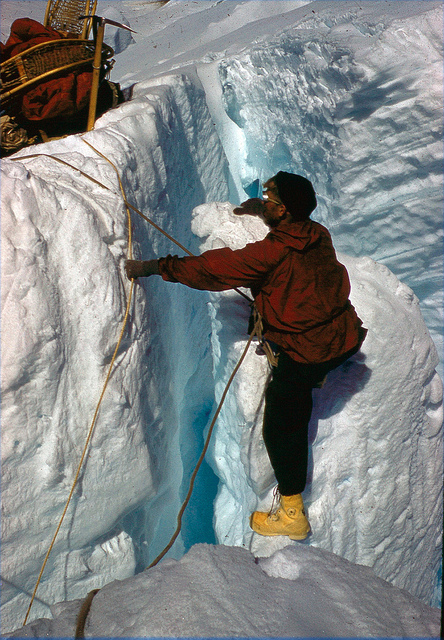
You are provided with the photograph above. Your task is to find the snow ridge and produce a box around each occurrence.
[8,544,441,638]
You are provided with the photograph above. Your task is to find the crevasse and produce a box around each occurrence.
[1,1,442,633]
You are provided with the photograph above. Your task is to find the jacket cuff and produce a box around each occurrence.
[140,259,160,276]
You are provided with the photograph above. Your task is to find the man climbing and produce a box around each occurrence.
[125,172,366,541]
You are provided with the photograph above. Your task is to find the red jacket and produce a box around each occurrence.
[159,218,364,363]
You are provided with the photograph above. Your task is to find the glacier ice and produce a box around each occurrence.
[191,201,442,607]
[1,0,442,633]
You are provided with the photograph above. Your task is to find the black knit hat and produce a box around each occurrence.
[274,171,317,219]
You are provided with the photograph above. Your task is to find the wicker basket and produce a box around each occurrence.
[43,0,98,38]
[1,39,114,108]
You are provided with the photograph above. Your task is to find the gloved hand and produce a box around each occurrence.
[125,259,160,280]
[233,198,266,216]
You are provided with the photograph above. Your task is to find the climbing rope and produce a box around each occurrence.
[21,145,136,627]
[146,313,261,570]
[11,141,258,627]
[11,151,192,258]
[73,322,260,638]
[12,147,252,301]
[11,149,252,303]
[74,588,100,639]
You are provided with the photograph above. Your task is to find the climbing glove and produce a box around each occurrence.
[125,259,160,280]
[233,198,266,217]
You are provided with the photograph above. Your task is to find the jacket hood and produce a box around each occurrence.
[269,218,324,251]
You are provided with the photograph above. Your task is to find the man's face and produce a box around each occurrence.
[261,182,287,227]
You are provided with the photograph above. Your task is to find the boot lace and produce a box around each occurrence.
[267,486,282,519]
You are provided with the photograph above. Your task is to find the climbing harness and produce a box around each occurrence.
[11,139,265,629]
[251,305,279,368]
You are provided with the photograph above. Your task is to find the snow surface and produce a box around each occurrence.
[7,544,441,638]
[1,0,442,635]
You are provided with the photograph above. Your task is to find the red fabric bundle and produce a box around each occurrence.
[1,18,63,60]
[21,71,93,120]
[2,18,94,122]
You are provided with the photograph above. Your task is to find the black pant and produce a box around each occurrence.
[262,330,366,496]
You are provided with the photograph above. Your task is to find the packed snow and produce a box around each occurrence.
[7,545,441,638]
[1,0,442,636]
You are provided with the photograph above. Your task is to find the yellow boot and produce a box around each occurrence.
[250,493,310,540]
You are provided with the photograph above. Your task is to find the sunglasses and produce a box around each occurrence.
[262,193,282,206]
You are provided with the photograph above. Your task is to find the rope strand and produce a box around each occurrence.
[13,141,256,625]
[146,319,260,570]
[11,150,252,302]
[23,279,135,626]
[22,145,136,627]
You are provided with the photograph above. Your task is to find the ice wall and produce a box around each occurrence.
[1,75,229,632]
[1,1,442,631]
[206,0,443,375]
[192,2,443,604]
[191,202,442,605]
